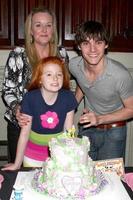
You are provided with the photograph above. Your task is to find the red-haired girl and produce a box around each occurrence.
[2,57,77,170]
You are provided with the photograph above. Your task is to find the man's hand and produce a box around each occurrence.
[79,109,99,127]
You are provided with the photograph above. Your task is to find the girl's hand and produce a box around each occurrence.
[1,163,20,171]
[16,108,31,127]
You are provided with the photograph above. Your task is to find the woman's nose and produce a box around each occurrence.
[42,25,47,32]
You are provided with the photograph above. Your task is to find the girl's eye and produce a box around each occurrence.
[57,73,63,77]
[46,73,52,76]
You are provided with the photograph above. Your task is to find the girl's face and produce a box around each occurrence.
[31,12,54,45]
[41,63,63,93]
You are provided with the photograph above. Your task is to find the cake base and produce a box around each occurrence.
[32,169,108,199]
[10,171,131,200]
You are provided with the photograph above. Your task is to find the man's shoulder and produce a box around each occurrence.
[106,56,132,82]
[107,56,125,68]
[106,56,128,72]
[69,56,83,73]
[69,56,83,65]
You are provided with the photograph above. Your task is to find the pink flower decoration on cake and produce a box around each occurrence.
[40,111,59,129]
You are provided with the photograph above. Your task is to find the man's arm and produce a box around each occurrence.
[80,96,133,127]
[75,85,84,104]
[98,96,133,124]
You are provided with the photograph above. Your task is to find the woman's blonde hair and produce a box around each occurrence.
[28,56,70,91]
[25,7,58,68]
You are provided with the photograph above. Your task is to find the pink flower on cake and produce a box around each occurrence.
[40,111,59,129]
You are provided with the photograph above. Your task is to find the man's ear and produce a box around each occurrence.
[105,44,108,49]
[78,45,81,50]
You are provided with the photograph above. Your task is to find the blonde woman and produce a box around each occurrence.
[2,7,69,163]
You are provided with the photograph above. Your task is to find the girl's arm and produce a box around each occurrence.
[64,110,75,130]
[2,116,32,171]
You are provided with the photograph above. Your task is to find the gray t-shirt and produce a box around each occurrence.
[69,56,133,115]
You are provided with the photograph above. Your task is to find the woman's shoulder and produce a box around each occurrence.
[9,46,26,56]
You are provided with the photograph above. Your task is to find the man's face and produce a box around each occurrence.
[80,37,108,67]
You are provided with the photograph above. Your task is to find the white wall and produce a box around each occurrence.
[0,51,10,141]
[0,50,10,65]
[0,50,133,141]
[68,51,133,68]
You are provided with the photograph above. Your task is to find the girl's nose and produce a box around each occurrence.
[53,75,58,80]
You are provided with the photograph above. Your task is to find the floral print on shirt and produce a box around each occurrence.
[40,111,59,129]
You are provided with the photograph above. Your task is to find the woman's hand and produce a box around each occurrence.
[16,107,31,127]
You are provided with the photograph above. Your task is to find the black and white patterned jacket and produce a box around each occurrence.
[2,46,69,126]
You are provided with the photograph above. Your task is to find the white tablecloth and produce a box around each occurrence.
[10,171,131,200]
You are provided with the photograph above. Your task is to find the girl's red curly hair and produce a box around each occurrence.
[28,56,70,91]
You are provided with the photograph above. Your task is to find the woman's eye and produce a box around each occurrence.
[47,24,52,28]
[35,23,41,28]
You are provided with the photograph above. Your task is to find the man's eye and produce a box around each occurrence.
[96,41,103,45]
[82,42,88,46]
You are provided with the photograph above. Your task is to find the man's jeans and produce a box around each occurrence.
[78,125,127,161]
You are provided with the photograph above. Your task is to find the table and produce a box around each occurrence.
[0,167,133,200]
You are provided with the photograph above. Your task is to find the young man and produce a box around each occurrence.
[69,20,133,161]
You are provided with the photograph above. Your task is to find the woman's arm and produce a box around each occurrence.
[2,48,25,114]
[16,106,32,127]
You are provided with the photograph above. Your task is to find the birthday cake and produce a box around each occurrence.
[31,130,108,199]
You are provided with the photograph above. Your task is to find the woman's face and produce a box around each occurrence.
[31,12,54,46]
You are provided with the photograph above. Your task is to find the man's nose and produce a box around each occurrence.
[90,43,96,52]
